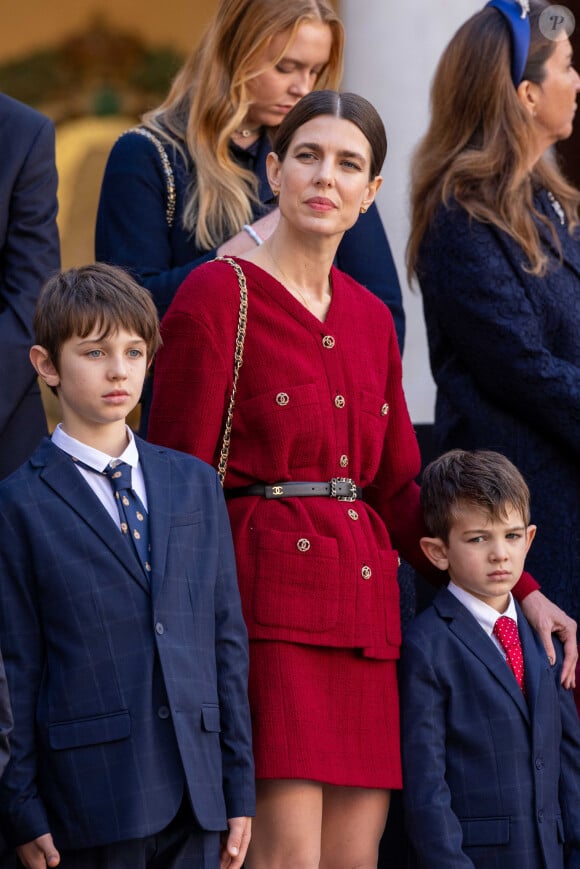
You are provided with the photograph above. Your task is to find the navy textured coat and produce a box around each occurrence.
[418,193,580,623]
[400,588,580,868]
[0,95,60,479]
[95,128,405,349]
[0,437,254,850]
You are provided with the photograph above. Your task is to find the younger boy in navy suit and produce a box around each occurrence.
[400,449,580,869]
[0,263,254,869]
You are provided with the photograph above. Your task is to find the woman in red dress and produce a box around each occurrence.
[147,90,569,868]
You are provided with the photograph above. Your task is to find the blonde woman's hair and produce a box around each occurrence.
[407,0,580,279]
[143,0,344,250]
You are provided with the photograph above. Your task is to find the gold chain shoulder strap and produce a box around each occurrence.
[119,127,176,227]
[213,257,248,486]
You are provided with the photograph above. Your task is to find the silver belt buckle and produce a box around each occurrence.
[330,477,357,502]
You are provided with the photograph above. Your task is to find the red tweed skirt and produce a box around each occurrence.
[248,640,401,789]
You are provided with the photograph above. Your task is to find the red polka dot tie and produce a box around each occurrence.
[493,616,525,694]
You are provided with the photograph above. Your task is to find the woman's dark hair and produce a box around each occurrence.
[272,90,387,178]
[407,0,580,278]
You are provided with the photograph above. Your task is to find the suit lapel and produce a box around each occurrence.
[35,440,150,593]
[435,589,530,723]
[137,439,171,602]
[516,602,549,717]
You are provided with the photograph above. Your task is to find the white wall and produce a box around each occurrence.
[341,0,481,423]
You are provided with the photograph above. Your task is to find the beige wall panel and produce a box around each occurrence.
[0,1,220,62]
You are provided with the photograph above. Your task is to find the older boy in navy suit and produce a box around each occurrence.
[400,450,580,869]
[0,264,254,869]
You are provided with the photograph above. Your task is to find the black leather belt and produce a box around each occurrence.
[225,478,362,502]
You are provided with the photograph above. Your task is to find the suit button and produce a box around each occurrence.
[339,454,349,468]
[334,395,345,409]
[380,403,389,416]
[538,810,544,822]
[322,335,335,349]
[535,757,544,770]
[275,392,290,406]
[158,706,170,719]
[361,565,372,580]
[155,622,164,635]
[297,538,311,552]
[347,509,359,521]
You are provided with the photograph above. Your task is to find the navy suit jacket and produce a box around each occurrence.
[418,194,580,623]
[0,437,254,850]
[0,95,60,479]
[400,588,580,869]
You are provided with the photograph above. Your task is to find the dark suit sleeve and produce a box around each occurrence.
[211,473,255,817]
[0,651,12,781]
[400,631,476,868]
[0,498,50,845]
[336,202,405,351]
[554,645,580,863]
[0,111,59,435]
[95,133,216,318]
[419,206,580,458]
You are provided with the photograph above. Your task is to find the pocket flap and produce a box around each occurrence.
[460,816,510,846]
[48,710,131,750]
[201,703,221,732]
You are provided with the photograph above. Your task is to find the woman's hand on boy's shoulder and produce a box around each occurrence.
[521,590,578,688]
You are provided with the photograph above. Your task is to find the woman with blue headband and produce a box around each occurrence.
[408,0,580,709]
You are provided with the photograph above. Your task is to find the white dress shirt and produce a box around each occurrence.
[447,581,519,659]
[51,424,148,529]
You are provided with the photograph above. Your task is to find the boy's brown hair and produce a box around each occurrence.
[34,263,161,368]
[421,449,531,542]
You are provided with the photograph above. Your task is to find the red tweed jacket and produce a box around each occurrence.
[148,258,537,658]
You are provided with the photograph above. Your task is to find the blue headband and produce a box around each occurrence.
[486,0,531,86]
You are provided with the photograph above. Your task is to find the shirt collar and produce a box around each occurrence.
[447,581,518,637]
[51,423,139,472]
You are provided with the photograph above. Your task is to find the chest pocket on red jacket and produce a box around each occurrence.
[232,383,325,478]
[358,389,390,469]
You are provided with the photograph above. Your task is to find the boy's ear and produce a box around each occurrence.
[30,345,60,389]
[525,524,537,555]
[420,536,450,571]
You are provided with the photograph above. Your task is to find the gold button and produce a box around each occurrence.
[348,509,359,521]
[276,392,290,406]
[334,395,345,409]
[380,403,389,416]
[361,565,372,580]
[322,335,335,349]
[297,538,311,552]
[340,454,348,468]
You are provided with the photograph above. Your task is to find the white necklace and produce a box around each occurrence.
[233,125,261,139]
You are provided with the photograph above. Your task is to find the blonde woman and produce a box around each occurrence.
[95,0,403,344]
